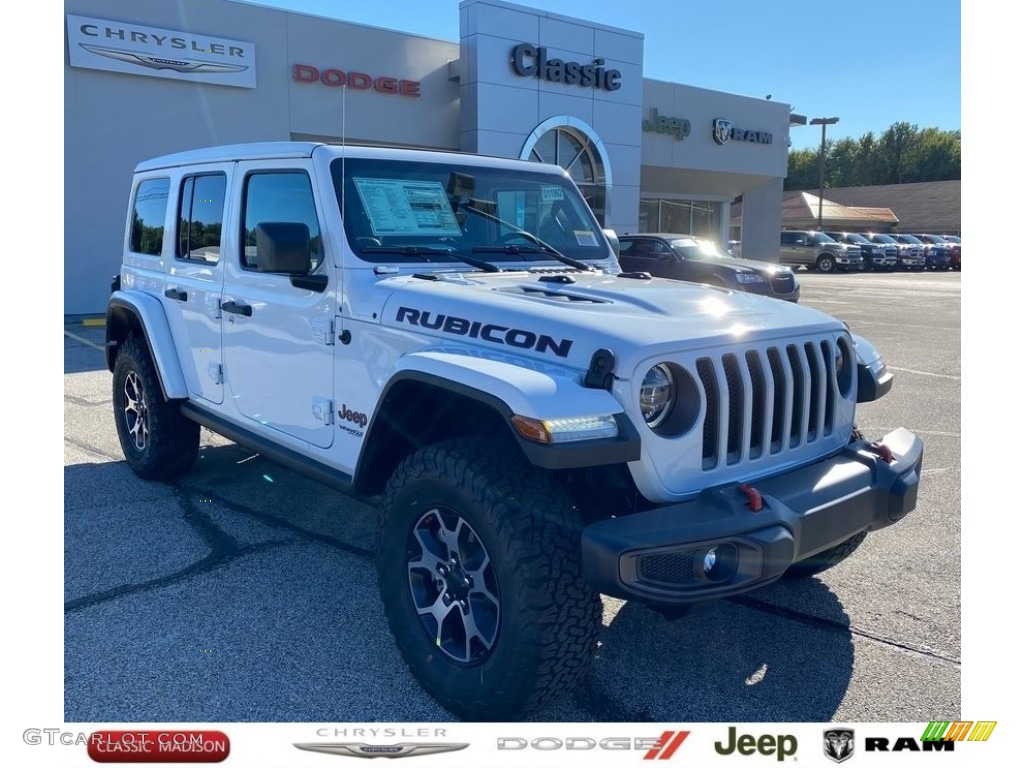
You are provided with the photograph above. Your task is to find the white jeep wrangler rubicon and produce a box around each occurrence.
[106,142,924,720]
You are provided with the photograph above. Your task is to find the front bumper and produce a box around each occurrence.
[581,427,923,605]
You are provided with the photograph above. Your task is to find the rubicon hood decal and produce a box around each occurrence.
[396,306,573,358]
[79,44,249,73]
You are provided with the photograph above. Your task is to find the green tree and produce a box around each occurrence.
[786,122,960,189]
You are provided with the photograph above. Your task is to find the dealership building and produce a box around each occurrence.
[64,0,796,315]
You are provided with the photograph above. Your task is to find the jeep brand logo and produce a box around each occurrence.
[396,307,573,358]
[714,727,797,761]
[338,404,368,429]
[497,731,688,759]
[823,729,854,763]
[510,43,621,91]
[643,107,691,141]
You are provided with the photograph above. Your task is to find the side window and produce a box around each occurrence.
[177,173,226,263]
[242,171,323,271]
[129,178,170,256]
[623,239,660,259]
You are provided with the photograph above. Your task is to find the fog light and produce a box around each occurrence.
[701,543,739,582]
[703,549,717,574]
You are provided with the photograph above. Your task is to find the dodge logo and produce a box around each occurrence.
[712,118,733,145]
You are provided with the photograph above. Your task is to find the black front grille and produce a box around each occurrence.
[771,273,795,293]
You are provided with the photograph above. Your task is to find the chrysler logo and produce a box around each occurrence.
[294,743,469,759]
[79,44,248,74]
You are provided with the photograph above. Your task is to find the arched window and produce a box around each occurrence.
[520,117,610,226]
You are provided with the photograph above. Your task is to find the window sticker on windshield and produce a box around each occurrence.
[573,230,599,247]
[541,185,565,202]
[353,178,463,237]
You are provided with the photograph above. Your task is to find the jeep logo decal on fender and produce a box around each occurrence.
[396,307,573,358]
[338,404,368,430]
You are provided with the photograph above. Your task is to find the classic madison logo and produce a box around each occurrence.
[712,118,733,145]
[294,743,468,759]
[823,728,854,764]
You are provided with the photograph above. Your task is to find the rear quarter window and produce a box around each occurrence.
[129,177,170,256]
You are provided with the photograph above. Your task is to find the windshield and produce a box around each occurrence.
[331,158,608,265]
[670,238,731,260]
[841,233,869,244]
[897,234,924,245]
[811,232,838,244]
[944,235,961,243]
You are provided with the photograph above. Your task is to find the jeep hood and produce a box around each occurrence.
[375,270,844,376]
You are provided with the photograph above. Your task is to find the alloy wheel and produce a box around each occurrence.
[123,370,149,451]
[406,507,500,664]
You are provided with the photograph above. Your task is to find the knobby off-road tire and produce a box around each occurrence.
[112,335,199,481]
[376,437,601,721]
[782,425,867,579]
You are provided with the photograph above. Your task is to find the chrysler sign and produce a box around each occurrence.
[66,15,256,88]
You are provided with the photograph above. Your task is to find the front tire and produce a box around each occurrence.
[112,335,199,480]
[782,531,868,579]
[816,254,837,273]
[376,437,601,720]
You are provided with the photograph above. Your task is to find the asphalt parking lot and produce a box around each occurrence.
[64,270,960,723]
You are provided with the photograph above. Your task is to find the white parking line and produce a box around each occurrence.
[64,329,106,353]
[886,366,960,380]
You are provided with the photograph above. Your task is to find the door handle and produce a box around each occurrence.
[164,288,187,302]
[221,300,253,317]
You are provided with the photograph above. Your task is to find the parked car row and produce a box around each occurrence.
[612,229,959,307]
[778,230,960,272]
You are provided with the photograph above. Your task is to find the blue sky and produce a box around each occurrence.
[244,0,961,152]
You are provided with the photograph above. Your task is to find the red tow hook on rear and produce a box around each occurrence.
[738,483,764,512]
[867,441,894,463]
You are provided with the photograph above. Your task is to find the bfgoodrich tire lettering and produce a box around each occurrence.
[376,437,601,720]
[112,335,199,481]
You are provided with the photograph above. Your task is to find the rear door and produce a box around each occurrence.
[164,168,230,404]
[779,232,812,268]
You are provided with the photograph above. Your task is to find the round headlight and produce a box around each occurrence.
[640,364,675,428]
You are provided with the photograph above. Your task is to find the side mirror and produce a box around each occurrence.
[602,228,620,258]
[256,222,311,274]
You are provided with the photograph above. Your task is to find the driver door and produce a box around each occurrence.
[221,163,336,449]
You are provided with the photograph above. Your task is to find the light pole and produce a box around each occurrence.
[809,117,839,231]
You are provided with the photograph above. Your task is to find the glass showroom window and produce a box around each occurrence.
[525,125,607,226]
[639,199,721,239]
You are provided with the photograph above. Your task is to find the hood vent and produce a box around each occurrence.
[494,286,608,304]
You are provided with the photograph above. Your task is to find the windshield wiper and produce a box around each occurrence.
[458,202,598,272]
[471,243,594,272]
[360,245,501,273]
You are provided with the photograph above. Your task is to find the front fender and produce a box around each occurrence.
[106,291,188,400]
[852,333,894,403]
[393,348,624,422]
[384,348,640,470]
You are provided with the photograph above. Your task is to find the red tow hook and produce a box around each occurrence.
[868,441,894,463]
[738,483,764,512]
